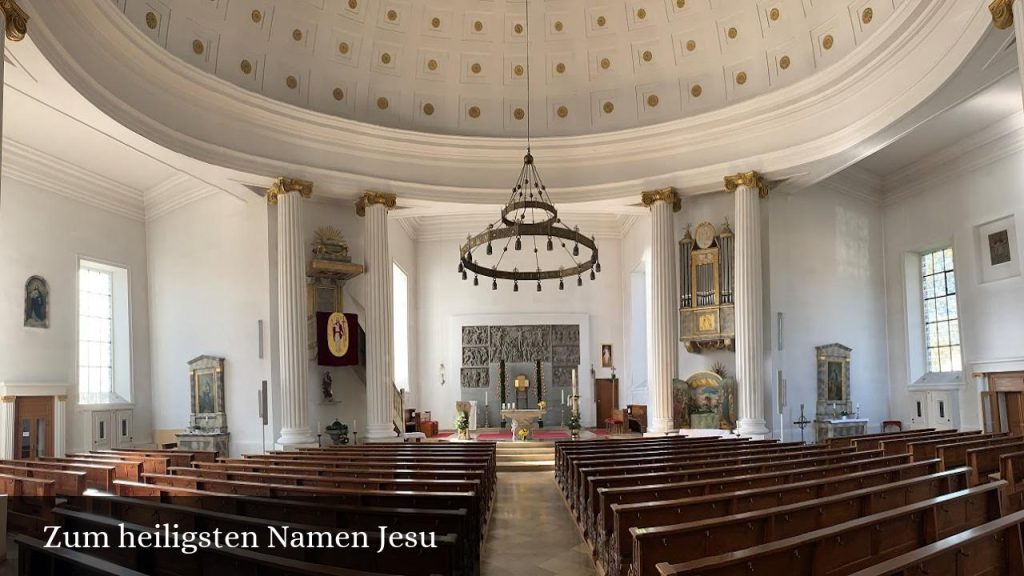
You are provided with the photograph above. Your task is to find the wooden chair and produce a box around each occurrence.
[605,409,626,434]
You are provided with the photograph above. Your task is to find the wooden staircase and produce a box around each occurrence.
[495,441,556,472]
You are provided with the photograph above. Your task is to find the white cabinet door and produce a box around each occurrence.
[91,411,112,449]
[114,410,133,448]
[928,392,955,430]
[908,392,929,429]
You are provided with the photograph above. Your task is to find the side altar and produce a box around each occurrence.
[176,355,230,456]
[500,408,546,441]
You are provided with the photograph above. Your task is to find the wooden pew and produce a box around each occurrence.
[10,459,114,492]
[967,442,1024,486]
[15,534,148,576]
[66,452,169,475]
[567,441,804,507]
[627,467,972,576]
[165,467,481,494]
[0,473,57,537]
[654,482,1007,576]
[846,508,1024,576]
[91,449,194,467]
[41,457,143,482]
[0,463,86,496]
[1001,450,1024,511]
[84,491,478,573]
[878,430,982,457]
[556,436,741,478]
[605,464,967,576]
[590,452,912,544]
[935,435,1024,472]
[906,431,1008,462]
[831,426,937,448]
[580,447,864,527]
[852,429,970,452]
[54,508,459,576]
[117,478,485,535]
[95,447,218,462]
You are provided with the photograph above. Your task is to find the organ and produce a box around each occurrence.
[679,220,736,353]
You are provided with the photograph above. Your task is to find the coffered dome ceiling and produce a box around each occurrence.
[113,0,901,137]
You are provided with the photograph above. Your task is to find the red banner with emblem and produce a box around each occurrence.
[316,312,360,366]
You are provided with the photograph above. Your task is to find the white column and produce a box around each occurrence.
[990,0,1024,108]
[358,192,397,440]
[726,172,770,437]
[271,178,317,449]
[0,397,12,459]
[54,395,66,457]
[641,189,680,435]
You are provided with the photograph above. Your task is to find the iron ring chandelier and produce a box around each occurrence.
[458,152,601,292]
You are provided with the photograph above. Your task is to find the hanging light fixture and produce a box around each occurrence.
[457,0,599,291]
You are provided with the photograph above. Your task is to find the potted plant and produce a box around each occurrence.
[568,411,581,440]
[455,411,470,440]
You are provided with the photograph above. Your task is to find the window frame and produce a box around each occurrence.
[904,245,964,389]
[919,247,961,375]
[76,256,135,407]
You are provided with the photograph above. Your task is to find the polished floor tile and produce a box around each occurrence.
[482,472,597,576]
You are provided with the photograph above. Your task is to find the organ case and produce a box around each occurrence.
[679,221,735,353]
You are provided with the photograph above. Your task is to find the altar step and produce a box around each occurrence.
[495,442,556,472]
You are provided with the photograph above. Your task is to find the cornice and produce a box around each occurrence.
[144,173,217,221]
[18,0,992,203]
[2,137,145,221]
[883,111,1024,206]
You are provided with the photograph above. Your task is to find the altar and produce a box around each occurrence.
[815,418,869,440]
[500,408,545,441]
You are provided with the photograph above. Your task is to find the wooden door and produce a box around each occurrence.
[14,396,53,460]
[595,378,618,424]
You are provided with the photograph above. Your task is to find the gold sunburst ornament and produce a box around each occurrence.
[457,0,600,293]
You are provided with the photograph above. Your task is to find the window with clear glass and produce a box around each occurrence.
[921,247,961,373]
[79,265,114,402]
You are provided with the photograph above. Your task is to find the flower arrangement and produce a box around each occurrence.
[455,412,470,439]
[538,400,547,410]
[516,427,529,441]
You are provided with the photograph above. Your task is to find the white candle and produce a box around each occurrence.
[572,369,578,395]
[317,420,321,432]
[485,391,489,405]
[354,419,358,431]
[561,389,565,404]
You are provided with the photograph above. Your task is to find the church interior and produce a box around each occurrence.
[0,0,1023,574]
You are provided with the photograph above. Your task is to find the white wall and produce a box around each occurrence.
[0,177,153,452]
[416,234,622,428]
[884,148,1024,431]
[768,182,890,439]
[146,192,271,455]
[620,215,651,409]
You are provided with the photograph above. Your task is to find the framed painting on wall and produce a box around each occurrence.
[975,215,1020,284]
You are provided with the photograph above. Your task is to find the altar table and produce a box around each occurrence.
[500,408,545,441]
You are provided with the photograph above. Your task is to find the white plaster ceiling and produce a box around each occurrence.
[857,73,1023,177]
[112,0,901,137]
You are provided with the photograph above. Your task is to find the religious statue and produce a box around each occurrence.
[322,371,334,402]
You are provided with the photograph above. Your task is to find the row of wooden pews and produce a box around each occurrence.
[11,442,495,576]
[556,428,1024,576]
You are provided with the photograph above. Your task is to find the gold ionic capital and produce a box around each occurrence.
[640,188,681,213]
[267,177,313,205]
[1,0,28,42]
[724,171,771,199]
[991,0,1014,30]
[1,395,14,403]
[56,394,67,402]
[355,192,397,217]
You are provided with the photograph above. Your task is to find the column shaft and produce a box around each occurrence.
[364,201,396,439]
[275,190,315,448]
[644,190,679,435]
[733,182,769,437]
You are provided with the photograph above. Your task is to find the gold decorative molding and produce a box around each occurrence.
[1,395,14,403]
[640,188,681,213]
[56,394,67,402]
[355,191,397,217]
[1,0,29,42]
[266,177,313,205]
[991,0,1014,29]
[724,171,771,199]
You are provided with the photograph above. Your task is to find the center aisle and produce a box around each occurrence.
[481,471,597,576]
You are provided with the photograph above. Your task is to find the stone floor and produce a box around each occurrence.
[481,472,597,576]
